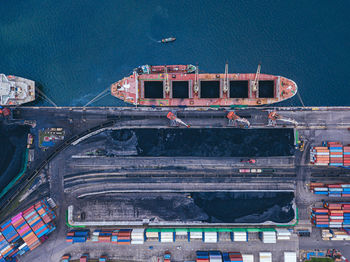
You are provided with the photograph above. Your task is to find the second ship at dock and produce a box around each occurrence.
[111,64,298,107]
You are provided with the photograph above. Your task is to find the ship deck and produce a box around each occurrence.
[111,73,297,106]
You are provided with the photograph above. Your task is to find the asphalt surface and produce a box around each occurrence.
[1,106,349,261]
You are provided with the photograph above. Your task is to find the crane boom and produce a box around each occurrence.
[223,62,229,93]
[252,64,261,92]
[194,66,199,94]
[164,66,170,94]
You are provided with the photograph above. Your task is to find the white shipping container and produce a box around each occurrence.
[161,232,173,237]
[91,236,99,242]
[330,216,344,219]
[160,238,173,243]
[277,236,291,240]
[146,232,159,238]
[262,232,276,243]
[131,240,144,244]
[276,229,291,236]
[175,230,188,236]
[190,232,203,239]
[314,187,328,191]
[18,243,28,250]
[284,252,297,262]
[242,254,254,262]
[259,252,272,262]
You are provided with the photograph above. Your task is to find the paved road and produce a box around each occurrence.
[4,106,350,261]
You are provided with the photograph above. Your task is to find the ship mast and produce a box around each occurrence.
[194,66,199,94]
[223,62,229,93]
[164,66,170,94]
[252,64,261,92]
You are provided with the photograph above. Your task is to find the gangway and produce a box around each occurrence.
[267,111,298,126]
[167,112,190,128]
[226,111,250,128]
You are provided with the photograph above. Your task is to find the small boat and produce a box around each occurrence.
[161,37,176,43]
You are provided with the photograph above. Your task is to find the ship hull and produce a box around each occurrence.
[111,65,297,107]
[0,74,35,106]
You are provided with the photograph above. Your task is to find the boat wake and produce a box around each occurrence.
[146,34,161,43]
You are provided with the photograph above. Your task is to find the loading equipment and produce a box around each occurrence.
[227,111,250,128]
[167,112,190,128]
[267,111,298,127]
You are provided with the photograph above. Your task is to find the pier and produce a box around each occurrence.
[1,106,350,261]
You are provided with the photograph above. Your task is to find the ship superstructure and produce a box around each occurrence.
[0,74,35,106]
[111,64,297,107]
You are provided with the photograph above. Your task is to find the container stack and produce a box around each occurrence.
[145,230,159,242]
[23,205,51,240]
[329,229,350,241]
[61,254,71,262]
[0,220,19,243]
[196,251,209,262]
[231,232,247,242]
[160,231,174,243]
[95,230,112,243]
[321,229,333,240]
[309,183,350,197]
[0,220,19,260]
[328,142,344,166]
[310,146,329,165]
[164,252,171,262]
[310,142,350,167]
[34,199,55,224]
[241,254,254,262]
[0,199,56,261]
[227,252,243,262]
[203,231,217,243]
[190,231,203,242]
[131,228,144,244]
[175,228,188,242]
[99,255,108,262]
[284,252,297,262]
[275,229,291,240]
[259,231,276,243]
[0,232,13,261]
[80,253,89,262]
[66,230,89,243]
[344,146,350,166]
[111,230,118,243]
[11,213,40,251]
[117,229,131,245]
[259,252,272,262]
[311,202,350,228]
[209,251,222,262]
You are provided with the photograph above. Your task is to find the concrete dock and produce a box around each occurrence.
[0,106,350,261]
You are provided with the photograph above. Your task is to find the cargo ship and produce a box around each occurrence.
[111,64,297,107]
[0,74,35,106]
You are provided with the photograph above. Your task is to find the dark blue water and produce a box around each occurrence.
[0,0,349,106]
[0,125,29,191]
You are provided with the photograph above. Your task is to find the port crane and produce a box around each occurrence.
[227,111,250,128]
[252,64,261,92]
[164,66,170,94]
[267,111,298,126]
[223,62,229,93]
[167,112,190,128]
[193,66,199,94]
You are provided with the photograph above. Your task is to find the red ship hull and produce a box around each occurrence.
[111,65,297,107]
